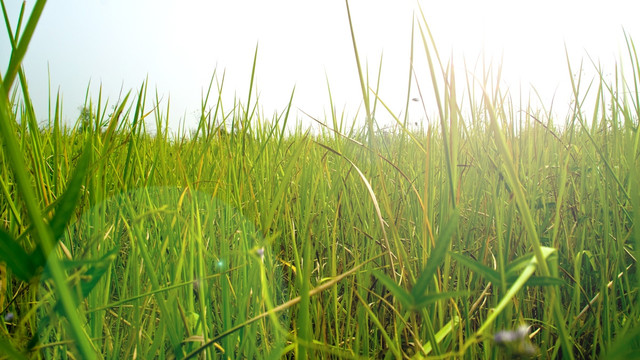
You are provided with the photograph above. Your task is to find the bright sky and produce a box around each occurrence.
[2,0,639,132]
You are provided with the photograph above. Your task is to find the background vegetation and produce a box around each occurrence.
[1,1,639,359]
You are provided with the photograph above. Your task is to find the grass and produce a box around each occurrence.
[1,0,640,359]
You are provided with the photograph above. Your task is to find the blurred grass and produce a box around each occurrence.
[1,1,640,359]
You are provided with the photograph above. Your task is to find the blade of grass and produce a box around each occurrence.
[476,247,556,336]
[344,0,374,164]
[0,1,99,358]
[448,251,501,285]
[411,213,458,299]
[184,253,386,359]
[0,228,37,282]
[482,88,574,359]
[2,0,46,90]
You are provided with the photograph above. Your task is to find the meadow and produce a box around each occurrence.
[1,1,640,359]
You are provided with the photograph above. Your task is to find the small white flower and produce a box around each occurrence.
[494,324,530,344]
[493,324,537,358]
[4,312,14,322]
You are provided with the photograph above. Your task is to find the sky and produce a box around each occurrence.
[1,0,639,132]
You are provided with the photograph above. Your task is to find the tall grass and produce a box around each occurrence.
[1,1,640,359]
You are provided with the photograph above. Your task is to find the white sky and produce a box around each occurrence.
[2,0,639,132]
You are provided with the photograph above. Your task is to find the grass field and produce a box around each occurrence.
[1,1,640,359]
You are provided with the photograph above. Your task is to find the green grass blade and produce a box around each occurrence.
[411,213,458,299]
[476,247,556,336]
[344,0,374,161]
[483,90,574,359]
[0,4,98,358]
[2,0,47,90]
[413,291,468,310]
[0,228,37,282]
[524,276,567,288]
[0,336,28,360]
[449,251,501,285]
[48,138,92,241]
[372,269,414,309]
[419,315,460,357]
